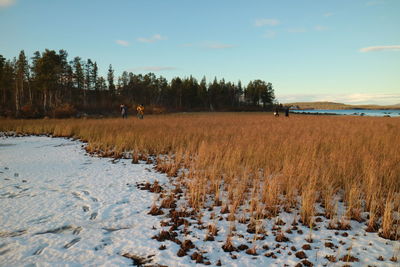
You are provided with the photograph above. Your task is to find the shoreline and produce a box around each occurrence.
[291,110,400,117]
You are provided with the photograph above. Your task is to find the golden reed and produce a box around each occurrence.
[1,113,399,239]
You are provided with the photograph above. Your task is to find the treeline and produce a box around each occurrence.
[0,49,276,118]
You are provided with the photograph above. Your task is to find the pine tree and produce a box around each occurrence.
[199,76,208,108]
[97,77,107,90]
[107,64,115,92]
[121,71,128,88]
[58,49,71,106]
[16,50,28,116]
[73,57,84,107]
[261,82,275,108]
[0,55,6,107]
[73,57,84,90]
[92,62,98,91]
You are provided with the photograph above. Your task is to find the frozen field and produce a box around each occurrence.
[0,136,398,266]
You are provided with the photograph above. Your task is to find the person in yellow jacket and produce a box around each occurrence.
[136,104,144,119]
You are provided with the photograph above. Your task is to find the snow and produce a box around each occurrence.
[0,136,399,266]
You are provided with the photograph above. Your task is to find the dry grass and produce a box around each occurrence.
[1,113,399,238]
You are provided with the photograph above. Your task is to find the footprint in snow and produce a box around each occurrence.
[73,227,82,235]
[94,237,113,251]
[35,225,74,235]
[72,192,84,200]
[90,212,98,220]
[0,229,27,238]
[116,199,129,205]
[27,215,53,225]
[102,237,112,245]
[82,205,90,212]
[33,244,48,255]
[7,193,18,199]
[0,248,11,256]
[94,244,104,251]
[63,238,81,249]
[102,227,130,233]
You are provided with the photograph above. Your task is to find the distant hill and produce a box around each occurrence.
[285,101,400,110]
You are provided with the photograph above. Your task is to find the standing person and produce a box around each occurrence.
[285,107,289,117]
[122,105,128,119]
[274,106,279,117]
[136,104,144,119]
[120,104,126,119]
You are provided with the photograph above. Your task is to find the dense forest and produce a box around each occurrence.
[0,49,276,118]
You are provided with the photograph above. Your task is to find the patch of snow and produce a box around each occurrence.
[0,136,175,266]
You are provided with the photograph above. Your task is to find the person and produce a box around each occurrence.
[123,105,128,119]
[136,104,144,119]
[120,104,125,118]
[274,107,279,117]
[285,107,289,117]
[120,104,128,119]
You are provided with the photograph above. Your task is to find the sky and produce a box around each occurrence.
[0,0,399,105]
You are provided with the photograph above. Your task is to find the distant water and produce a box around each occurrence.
[291,109,400,117]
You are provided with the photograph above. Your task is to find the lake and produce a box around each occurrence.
[291,109,400,117]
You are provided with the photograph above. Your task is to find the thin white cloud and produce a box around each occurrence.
[116,40,129,47]
[137,34,167,43]
[323,12,333,17]
[263,30,276,39]
[314,25,329,31]
[254,18,280,27]
[360,45,400,52]
[0,0,16,7]
[131,66,177,72]
[287,27,307,33]
[278,93,400,105]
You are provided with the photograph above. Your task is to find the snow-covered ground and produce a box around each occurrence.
[0,136,399,266]
[0,136,174,266]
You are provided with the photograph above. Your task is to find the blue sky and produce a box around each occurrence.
[1,0,399,104]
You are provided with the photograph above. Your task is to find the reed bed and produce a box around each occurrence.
[1,113,399,239]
